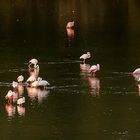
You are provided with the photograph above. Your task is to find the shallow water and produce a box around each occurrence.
[0,1,140,140]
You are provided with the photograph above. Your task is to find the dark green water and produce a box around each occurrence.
[0,0,140,140]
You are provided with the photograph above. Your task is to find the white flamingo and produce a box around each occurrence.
[31,77,50,88]
[17,75,24,83]
[66,21,74,39]
[133,68,140,74]
[66,21,74,29]
[132,68,140,81]
[80,52,91,63]
[12,81,18,88]
[28,58,39,69]
[17,97,25,106]
[26,75,36,86]
[89,64,100,76]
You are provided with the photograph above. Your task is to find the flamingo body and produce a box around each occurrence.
[31,77,50,88]
[89,64,100,76]
[66,21,74,29]
[80,52,91,63]
[28,58,39,69]
[133,68,140,74]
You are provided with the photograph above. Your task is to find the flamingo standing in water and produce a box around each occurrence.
[16,75,24,96]
[133,68,140,74]
[28,58,39,69]
[132,68,140,81]
[26,75,36,86]
[5,90,18,104]
[80,52,91,63]
[89,64,100,76]
[17,75,24,84]
[66,21,74,39]
[31,77,50,89]
[5,90,13,104]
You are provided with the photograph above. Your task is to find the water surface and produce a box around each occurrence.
[0,1,140,140]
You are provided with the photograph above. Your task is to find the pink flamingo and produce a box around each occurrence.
[89,64,100,76]
[66,21,74,38]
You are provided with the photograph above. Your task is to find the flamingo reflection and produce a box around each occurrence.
[88,77,100,97]
[80,63,90,74]
[27,87,50,104]
[17,105,25,116]
[5,104,16,119]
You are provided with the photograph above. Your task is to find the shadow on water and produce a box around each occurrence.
[0,0,140,140]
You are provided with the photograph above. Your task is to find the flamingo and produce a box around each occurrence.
[5,90,18,104]
[17,97,25,106]
[17,75,24,83]
[28,58,39,69]
[5,90,13,102]
[66,21,74,39]
[66,21,74,29]
[26,75,36,86]
[132,68,140,81]
[80,52,91,63]
[89,64,100,76]
[31,77,50,88]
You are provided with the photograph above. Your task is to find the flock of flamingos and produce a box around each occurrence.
[4,21,140,118]
[5,53,100,105]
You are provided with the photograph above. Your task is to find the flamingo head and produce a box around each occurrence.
[17,75,24,83]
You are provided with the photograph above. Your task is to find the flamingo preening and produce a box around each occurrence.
[132,68,140,81]
[5,90,18,104]
[80,52,91,63]
[28,58,39,69]
[89,64,100,76]
[133,68,140,75]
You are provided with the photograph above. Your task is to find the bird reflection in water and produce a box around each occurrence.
[5,104,16,120]
[80,63,90,74]
[5,104,25,120]
[88,77,100,97]
[27,87,50,104]
[17,105,25,117]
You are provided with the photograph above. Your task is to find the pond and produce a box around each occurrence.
[0,0,140,140]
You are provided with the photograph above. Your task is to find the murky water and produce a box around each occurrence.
[0,0,140,140]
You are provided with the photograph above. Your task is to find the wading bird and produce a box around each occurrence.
[80,52,91,63]
[31,77,50,89]
[28,58,39,69]
[17,75,24,84]
[89,64,100,76]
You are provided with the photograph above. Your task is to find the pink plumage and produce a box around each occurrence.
[89,64,100,75]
